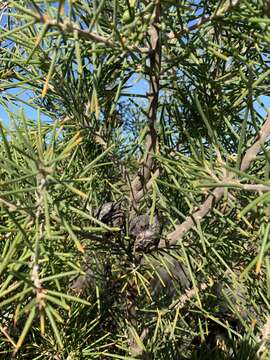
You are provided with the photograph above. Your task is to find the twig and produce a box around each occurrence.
[132,280,210,357]
[40,17,148,54]
[240,114,270,172]
[241,184,270,192]
[169,0,242,39]
[160,186,226,247]
[29,169,46,312]
[0,196,18,212]
[129,0,243,208]
[0,326,16,348]
[177,282,209,309]
[46,18,117,48]
[0,196,34,217]
[198,182,270,192]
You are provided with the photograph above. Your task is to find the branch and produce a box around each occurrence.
[240,114,270,172]
[41,17,147,54]
[46,19,117,48]
[198,182,270,192]
[227,182,270,192]
[131,169,160,206]
[177,282,209,309]
[128,2,161,355]
[241,184,270,192]
[160,113,270,248]
[132,279,210,357]
[130,5,161,210]
[160,186,226,247]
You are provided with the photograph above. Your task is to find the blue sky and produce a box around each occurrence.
[0,89,53,125]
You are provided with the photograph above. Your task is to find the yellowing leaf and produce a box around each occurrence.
[90,90,100,118]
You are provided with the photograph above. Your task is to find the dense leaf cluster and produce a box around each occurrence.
[0,1,270,359]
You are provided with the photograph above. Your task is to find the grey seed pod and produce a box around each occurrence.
[129,213,161,251]
[95,201,123,227]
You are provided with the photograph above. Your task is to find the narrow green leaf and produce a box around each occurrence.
[15,306,36,352]
[46,289,91,305]
[45,306,64,349]
[238,192,270,218]
[256,222,270,274]
[26,23,48,65]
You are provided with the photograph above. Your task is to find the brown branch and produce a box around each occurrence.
[159,186,226,247]
[128,2,161,355]
[226,182,270,192]
[241,114,270,172]
[199,182,270,192]
[130,4,161,210]
[160,113,270,248]
[131,169,160,206]
[241,184,270,192]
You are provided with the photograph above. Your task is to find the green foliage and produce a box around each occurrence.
[1,0,270,359]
